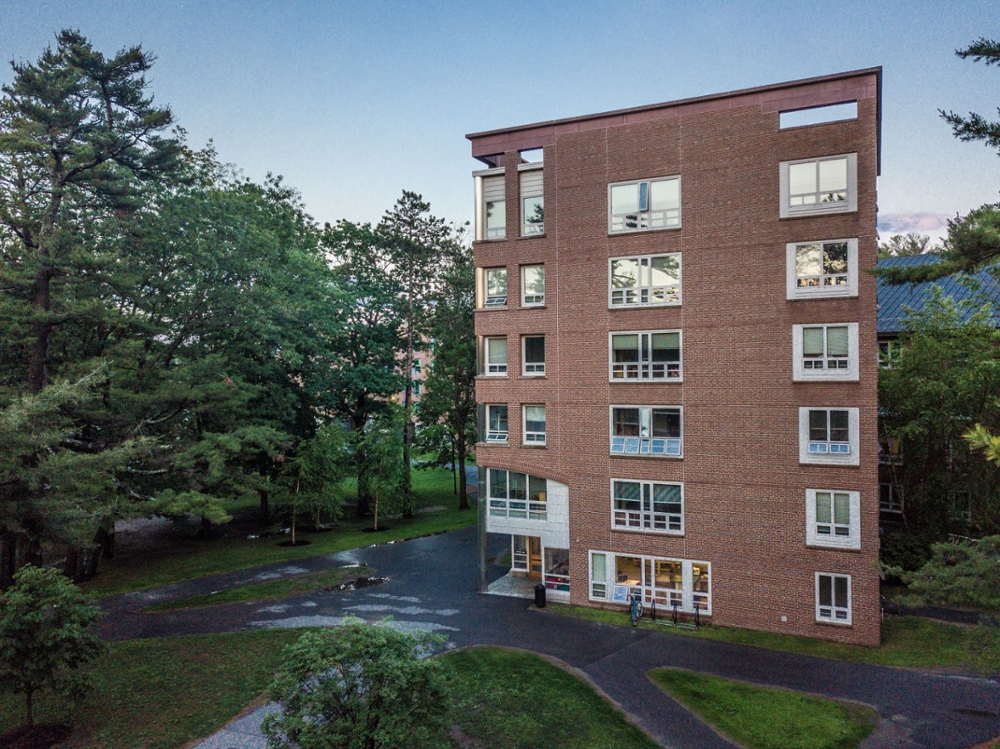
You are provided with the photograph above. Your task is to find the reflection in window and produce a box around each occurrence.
[522,265,545,306]
[610,253,680,306]
[789,157,848,208]
[610,406,681,456]
[611,332,681,380]
[484,268,507,306]
[609,177,680,232]
[795,241,848,288]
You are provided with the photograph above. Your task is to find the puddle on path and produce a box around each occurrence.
[326,575,389,593]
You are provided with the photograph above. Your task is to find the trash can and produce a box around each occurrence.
[534,583,546,608]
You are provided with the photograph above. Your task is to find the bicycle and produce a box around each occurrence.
[628,590,644,627]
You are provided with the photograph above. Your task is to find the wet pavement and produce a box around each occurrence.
[101,525,1000,749]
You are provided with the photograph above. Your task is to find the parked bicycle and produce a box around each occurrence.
[628,590,644,627]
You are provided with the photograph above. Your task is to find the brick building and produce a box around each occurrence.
[468,68,882,646]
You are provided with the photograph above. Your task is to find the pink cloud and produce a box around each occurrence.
[877,211,954,233]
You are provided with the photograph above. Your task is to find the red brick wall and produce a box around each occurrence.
[472,76,881,647]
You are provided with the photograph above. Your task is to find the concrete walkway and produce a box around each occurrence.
[101,526,1000,749]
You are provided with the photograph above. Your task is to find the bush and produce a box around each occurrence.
[262,619,448,749]
[880,531,933,574]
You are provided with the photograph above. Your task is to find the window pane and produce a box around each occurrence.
[486,269,507,296]
[616,556,641,585]
[611,183,638,214]
[528,476,547,501]
[487,337,507,363]
[819,158,848,193]
[509,472,527,499]
[816,492,832,524]
[654,560,683,588]
[611,334,638,350]
[489,470,506,498]
[802,327,825,356]
[523,266,545,297]
[486,201,506,231]
[789,162,816,196]
[809,410,828,441]
[489,406,507,432]
[834,576,849,608]
[613,481,641,509]
[651,332,680,361]
[796,244,823,277]
[818,575,832,606]
[591,553,606,582]
[523,196,544,227]
[834,493,850,524]
[823,243,848,274]
[612,408,640,436]
[830,411,849,442]
[649,179,679,210]
[650,255,679,285]
[652,408,680,438]
[827,326,849,357]
[611,258,640,289]
[524,336,544,363]
[652,483,681,511]
[525,405,546,427]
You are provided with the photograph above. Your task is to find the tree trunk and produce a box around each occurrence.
[353,408,371,518]
[83,546,101,579]
[101,526,116,559]
[400,278,414,515]
[0,528,15,591]
[259,488,270,524]
[63,546,80,578]
[458,439,470,511]
[25,689,34,731]
[25,536,43,568]
[373,488,379,531]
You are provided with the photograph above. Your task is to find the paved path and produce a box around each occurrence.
[101,526,1000,749]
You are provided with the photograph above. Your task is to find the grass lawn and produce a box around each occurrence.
[651,669,878,749]
[0,629,304,749]
[143,565,373,611]
[550,604,978,671]
[83,467,475,597]
[0,634,656,749]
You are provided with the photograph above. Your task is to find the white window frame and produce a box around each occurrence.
[588,552,710,614]
[880,483,903,513]
[482,267,508,307]
[487,468,547,520]
[805,489,860,550]
[608,176,681,234]
[608,253,681,308]
[483,336,508,376]
[610,478,684,535]
[589,551,608,600]
[474,167,506,241]
[786,238,858,300]
[815,572,852,625]
[522,335,545,376]
[609,330,682,382]
[792,323,859,382]
[520,165,544,236]
[485,404,508,443]
[609,405,682,457]
[521,265,545,307]
[798,407,859,466]
[779,153,857,219]
[522,404,546,446]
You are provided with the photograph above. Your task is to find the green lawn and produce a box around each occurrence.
[83,467,475,597]
[143,566,373,611]
[651,669,878,749]
[550,604,978,671]
[0,635,656,749]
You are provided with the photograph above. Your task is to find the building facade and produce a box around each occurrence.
[468,69,881,646]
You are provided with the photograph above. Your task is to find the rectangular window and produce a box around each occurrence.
[521,265,545,306]
[543,547,569,592]
[522,335,545,375]
[520,169,544,235]
[806,489,860,549]
[483,175,506,239]
[412,359,421,374]
[880,483,903,513]
[484,267,507,307]
[412,380,421,397]
[610,406,682,457]
[787,239,858,299]
[780,154,857,218]
[779,101,858,129]
[610,331,681,381]
[799,408,859,466]
[816,573,852,624]
[488,469,546,520]
[611,479,683,534]
[523,405,546,445]
[590,552,607,600]
[608,176,681,233]
[878,340,901,368]
[484,336,507,375]
[602,554,710,613]
[609,253,681,307]
[793,323,858,381]
[486,405,508,442]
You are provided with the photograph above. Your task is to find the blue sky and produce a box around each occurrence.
[1,1,997,241]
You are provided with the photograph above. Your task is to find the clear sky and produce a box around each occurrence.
[1,1,997,242]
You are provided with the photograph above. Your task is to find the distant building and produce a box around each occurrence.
[468,69,882,646]
[394,348,431,405]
